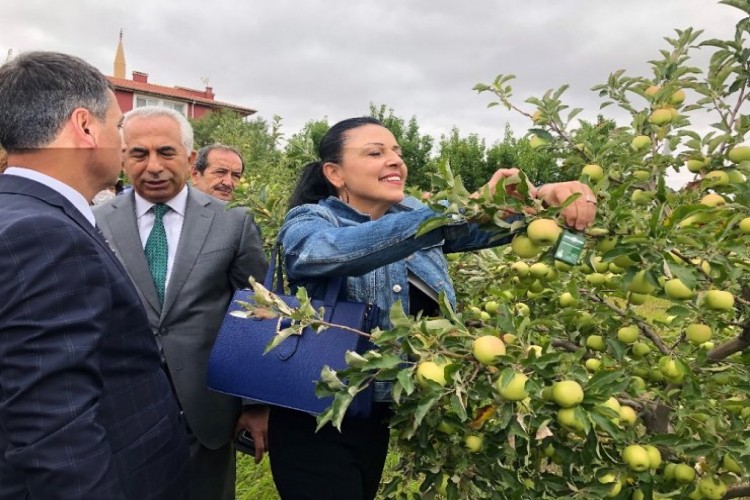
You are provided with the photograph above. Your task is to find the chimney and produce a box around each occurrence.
[205,86,215,100]
[132,71,148,83]
[114,29,126,78]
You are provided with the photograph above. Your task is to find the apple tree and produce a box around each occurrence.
[238,2,750,498]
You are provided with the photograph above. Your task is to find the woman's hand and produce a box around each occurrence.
[471,168,535,199]
[534,181,597,230]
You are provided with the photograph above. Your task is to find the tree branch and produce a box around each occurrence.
[583,291,670,355]
[724,484,750,499]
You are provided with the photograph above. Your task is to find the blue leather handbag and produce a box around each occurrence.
[207,247,379,417]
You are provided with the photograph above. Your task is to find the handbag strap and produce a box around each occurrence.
[265,241,346,308]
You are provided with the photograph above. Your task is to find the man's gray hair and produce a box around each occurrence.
[0,51,111,152]
[123,106,194,153]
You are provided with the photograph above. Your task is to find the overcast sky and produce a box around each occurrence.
[0,1,741,160]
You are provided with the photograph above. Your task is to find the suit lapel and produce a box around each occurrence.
[161,188,214,320]
[103,193,162,315]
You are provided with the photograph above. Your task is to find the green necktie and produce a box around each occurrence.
[145,203,169,304]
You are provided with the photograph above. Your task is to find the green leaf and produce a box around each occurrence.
[396,368,416,396]
[416,215,454,238]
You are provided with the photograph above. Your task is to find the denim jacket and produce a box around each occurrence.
[279,196,520,329]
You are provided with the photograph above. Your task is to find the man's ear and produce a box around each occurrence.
[70,108,96,147]
[322,162,344,189]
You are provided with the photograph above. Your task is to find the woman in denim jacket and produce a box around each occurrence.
[268,117,596,500]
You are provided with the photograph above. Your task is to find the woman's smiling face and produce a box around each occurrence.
[323,124,407,219]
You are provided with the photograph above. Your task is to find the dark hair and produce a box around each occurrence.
[193,144,244,174]
[0,51,111,153]
[288,116,383,209]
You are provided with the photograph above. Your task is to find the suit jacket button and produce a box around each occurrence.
[159,327,168,336]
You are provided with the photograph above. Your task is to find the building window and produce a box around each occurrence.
[134,94,186,115]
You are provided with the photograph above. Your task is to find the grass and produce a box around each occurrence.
[236,446,408,499]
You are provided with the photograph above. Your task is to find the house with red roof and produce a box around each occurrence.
[107,32,255,119]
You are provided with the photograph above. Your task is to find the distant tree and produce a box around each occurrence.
[283,118,330,175]
[435,127,492,192]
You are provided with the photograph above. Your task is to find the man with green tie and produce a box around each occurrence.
[93,106,268,500]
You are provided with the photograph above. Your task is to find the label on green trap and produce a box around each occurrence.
[553,230,585,265]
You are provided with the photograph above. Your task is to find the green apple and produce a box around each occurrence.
[622,445,651,472]
[484,300,500,314]
[728,168,747,183]
[437,421,456,434]
[416,361,447,387]
[697,477,727,499]
[529,135,547,150]
[649,109,673,125]
[585,358,602,372]
[557,408,585,432]
[514,302,530,317]
[589,256,609,273]
[663,463,677,480]
[645,84,661,97]
[629,376,646,394]
[703,290,735,310]
[595,236,618,253]
[586,273,607,286]
[703,170,730,185]
[551,380,584,408]
[727,145,750,163]
[581,164,605,181]
[631,189,654,205]
[511,261,530,277]
[675,463,696,483]
[559,292,578,307]
[659,356,685,383]
[630,342,651,359]
[631,135,652,151]
[605,480,622,498]
[629,292,648,305]
[511,235,541,258]
[613,254,637,268]
[619,405,638,426]
[700,193,726,207]
[617,326,639,344]
[670,89,686,105]
[685,323,712,344]
[628,270,656,295]
[526,218,562,246]
[598,396,621,416]
[722,454,743,474]
[479,311,491,321]
[586,335,606,352]
[632,169,651,181]
[664,278,694,299]
[464,434,484,453]
[526,344,543,358]
[529,262,550,278]
[738,217,750,234]
[644,444,662,469]
[472,335,506,365]
[686,159,706,173]
[495,372,529,401]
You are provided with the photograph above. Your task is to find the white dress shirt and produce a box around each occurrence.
[134,186,188,292]
[4,167,96,226]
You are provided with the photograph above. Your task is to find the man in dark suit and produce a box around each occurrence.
[0,52,189,499]
[94,107,268,500]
